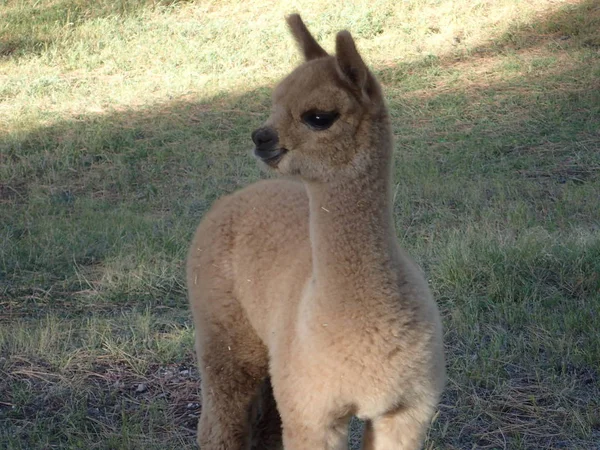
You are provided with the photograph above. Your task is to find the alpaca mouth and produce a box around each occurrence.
[254,147,288,167]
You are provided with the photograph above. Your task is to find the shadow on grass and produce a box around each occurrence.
[494,0,600,51]
[376,0,600,84]
[1,87,273,315]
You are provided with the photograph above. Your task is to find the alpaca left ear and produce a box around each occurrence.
[286,14,329,61]
[335,30,368,91]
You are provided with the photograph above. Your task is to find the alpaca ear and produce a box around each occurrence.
[335,30,368,91]
[286,14,328,61]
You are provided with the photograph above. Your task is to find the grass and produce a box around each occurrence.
[1,0,599,448]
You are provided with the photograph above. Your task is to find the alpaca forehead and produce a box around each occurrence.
[273,58,352,111]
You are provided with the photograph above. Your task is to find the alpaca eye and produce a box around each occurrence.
[301,111,340,130]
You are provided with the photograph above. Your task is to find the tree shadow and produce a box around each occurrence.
[375,0,600,84]
[490,0,600,51]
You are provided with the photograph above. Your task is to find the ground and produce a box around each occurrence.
[1,0,599,448]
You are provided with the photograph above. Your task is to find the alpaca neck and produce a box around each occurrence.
[305,140,397,301]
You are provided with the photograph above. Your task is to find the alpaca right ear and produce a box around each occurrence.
[286,14,328,61]
[335,30,368,92]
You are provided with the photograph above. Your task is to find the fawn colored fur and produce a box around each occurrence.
[187,15,445,449]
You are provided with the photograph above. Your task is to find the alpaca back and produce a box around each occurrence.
[188,179,312,345]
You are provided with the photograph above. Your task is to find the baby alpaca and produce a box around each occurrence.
[187,14,445,450]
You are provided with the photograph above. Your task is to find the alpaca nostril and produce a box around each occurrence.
[252,127,278,147]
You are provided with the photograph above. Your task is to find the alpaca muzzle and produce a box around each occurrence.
[252,127,287,166]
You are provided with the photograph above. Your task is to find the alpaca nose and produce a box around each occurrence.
[252,127,278,149]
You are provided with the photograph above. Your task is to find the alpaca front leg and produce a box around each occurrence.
[270,350,352,449]
[361,403,436,450]
[280,414,350,450]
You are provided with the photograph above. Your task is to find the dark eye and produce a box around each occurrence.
[301,111,340,131]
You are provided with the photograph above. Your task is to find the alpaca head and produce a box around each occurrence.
[251,14,390,183]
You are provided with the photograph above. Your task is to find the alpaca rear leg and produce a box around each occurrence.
[198,361,282,449]
[198,363,263,450]
[361,403,436,450]
[194,316,270,450]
